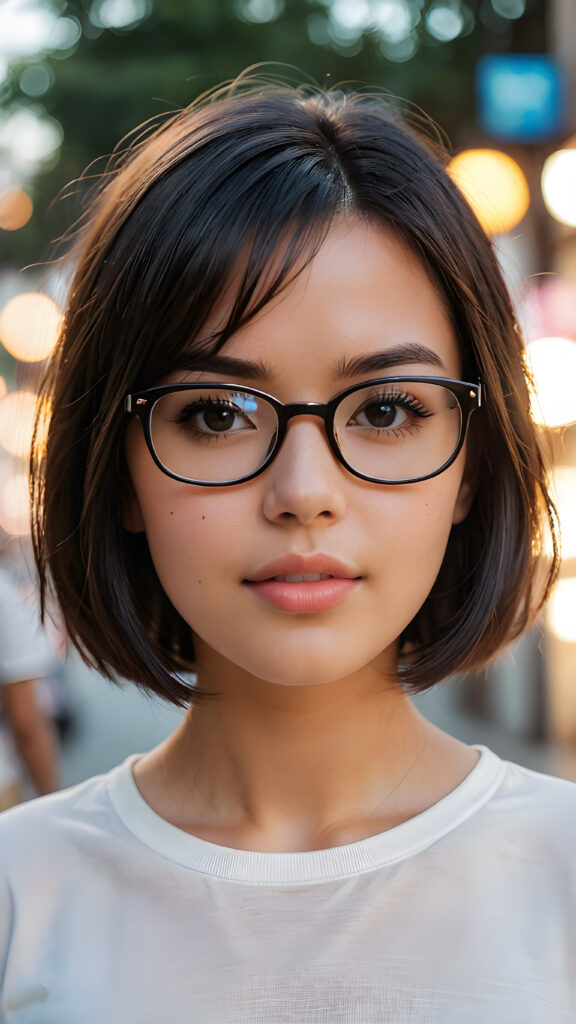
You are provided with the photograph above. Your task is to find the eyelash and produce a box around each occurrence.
[359,391,431,417]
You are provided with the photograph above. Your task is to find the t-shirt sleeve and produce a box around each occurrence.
[0,568,54,684]
[0,863,13,1019]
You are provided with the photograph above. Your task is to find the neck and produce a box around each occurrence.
[134,653,477,852]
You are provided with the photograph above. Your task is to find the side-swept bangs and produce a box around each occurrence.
[32,76,559,707]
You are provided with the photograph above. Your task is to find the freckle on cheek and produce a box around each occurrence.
[201,515,206,521]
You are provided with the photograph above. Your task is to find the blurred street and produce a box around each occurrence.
[58,654,184,789]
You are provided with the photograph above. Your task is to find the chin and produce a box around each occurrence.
[247,664,357,688]
[204,632,398,689]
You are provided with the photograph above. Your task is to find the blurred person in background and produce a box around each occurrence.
[0,556,60,810]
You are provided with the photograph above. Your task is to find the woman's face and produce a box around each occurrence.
[124,219,472,688]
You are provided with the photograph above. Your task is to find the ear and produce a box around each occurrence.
[121,488,146,533]
[452,478,474,525]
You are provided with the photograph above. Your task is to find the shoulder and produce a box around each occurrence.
[0,766,126,871]
[498,756,576,809]
[484,756,576,857]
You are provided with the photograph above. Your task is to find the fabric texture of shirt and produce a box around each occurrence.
[0,743,574,1023]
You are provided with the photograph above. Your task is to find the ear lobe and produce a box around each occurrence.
[452,478,474,525]
[121,491,146,533]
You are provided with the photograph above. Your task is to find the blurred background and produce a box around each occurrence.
[1,0,576,799]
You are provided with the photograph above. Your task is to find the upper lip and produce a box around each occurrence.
[245,554,362,583]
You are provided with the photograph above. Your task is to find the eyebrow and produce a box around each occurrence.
[333,344,446,379]
[176,343,446,382]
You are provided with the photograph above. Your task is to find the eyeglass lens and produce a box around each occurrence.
[148,382,462,484]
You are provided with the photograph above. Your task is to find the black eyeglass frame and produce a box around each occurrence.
[124,376,482,487]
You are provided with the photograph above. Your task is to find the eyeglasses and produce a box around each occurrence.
[124,376,482,487]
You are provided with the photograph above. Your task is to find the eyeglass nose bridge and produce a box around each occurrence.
[271,401,338,453]
[260,400,341,474]
[280,401,333,424]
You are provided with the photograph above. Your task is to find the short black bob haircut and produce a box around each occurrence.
[32,70,559,708]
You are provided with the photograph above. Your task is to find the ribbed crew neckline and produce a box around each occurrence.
[106,744,505,886]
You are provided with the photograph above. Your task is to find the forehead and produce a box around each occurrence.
[193,218,462,389]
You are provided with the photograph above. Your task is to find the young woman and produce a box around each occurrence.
[0,73,573,1022]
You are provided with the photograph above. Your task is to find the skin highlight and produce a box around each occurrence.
[126,218,479,853]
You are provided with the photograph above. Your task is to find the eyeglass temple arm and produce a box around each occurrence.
[124,395,149,413]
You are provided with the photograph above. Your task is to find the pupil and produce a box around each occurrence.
[203,406,234,432]
[367,402,395,428]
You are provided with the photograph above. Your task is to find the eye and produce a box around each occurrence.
[175,396,257,436]
[352,399,408,430]
[349,391,430,432]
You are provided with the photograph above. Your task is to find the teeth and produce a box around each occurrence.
[273,573,333,583]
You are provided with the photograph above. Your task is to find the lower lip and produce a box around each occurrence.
[244,577,360,613]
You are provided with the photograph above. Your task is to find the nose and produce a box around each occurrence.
[261,416,348,524]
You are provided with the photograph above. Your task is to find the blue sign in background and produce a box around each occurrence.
[477,54,564,141]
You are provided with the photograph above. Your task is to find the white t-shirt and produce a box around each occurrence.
[0,743,574,1023]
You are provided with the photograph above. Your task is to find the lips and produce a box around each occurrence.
[243,554,362,613]
[245,553,361,584]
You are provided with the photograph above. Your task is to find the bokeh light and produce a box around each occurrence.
[447,148,530,234]
[309,0,440,58]
[234,0,283,23]
[548,578,576,644]
[0,391,38,458]
[491,0,525,16]
[19,63,54,97]
[525,337,576,428]
[524,278,576,343]
[549,467,576,560]
[0,5,80,56]
[0,292,62,362]
[541,150,576,228]
[0,107,63,178]
[0,188,33,230]
[425,3,465,42]
[0,468,30,537]
[90,0,153,29]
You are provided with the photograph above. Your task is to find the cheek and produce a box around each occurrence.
[365,468,464,617]
[125,425,241,610]
[135,479,248,621]
[146,505,212,591]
